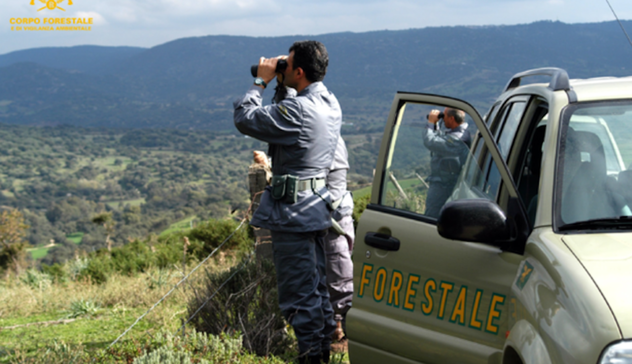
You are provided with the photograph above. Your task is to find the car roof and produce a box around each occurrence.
[569,76,632,102]
[500,68,632,103]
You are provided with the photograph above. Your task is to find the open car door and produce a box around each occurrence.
[347,92,530,364]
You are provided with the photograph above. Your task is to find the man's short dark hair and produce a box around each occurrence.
[289,40,329,83]
[446,108,466,124]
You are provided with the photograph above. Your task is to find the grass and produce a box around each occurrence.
[0,260,349,363]
[352,176,424,200]
[67,232,84,244]
[160,216,197,236]
[29,247,51,260]
[351,184,372,199]
[0,265,201,360]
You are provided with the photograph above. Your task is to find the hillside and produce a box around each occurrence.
[1,21,631,131]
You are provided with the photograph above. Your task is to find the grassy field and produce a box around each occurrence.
[67,232,84,244]
[159,216,198,236]
[0,259,349,363]
[28,247,51,260]
[0,268,186,359]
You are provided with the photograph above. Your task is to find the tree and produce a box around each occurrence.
[0,209,30,275]
[91,212,115,251]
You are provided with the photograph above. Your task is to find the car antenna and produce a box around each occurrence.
[604,0,632,49]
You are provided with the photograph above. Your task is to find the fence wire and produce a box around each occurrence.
[175,252,254,336]
[106,218,247,349]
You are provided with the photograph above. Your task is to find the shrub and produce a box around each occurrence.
[188,258,292,357]
[41,263,68,283]
[352,193,371,230]
[67,218,251,284]
[20,269,52,290]
[184,218,251,260]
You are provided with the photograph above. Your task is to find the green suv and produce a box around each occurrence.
[348,68,632,364]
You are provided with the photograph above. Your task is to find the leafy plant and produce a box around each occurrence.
[147,268,173,290]
[68,257,89,281]
[65,298,100,319]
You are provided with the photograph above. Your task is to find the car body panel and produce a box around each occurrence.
[563,233,632,338]
[510,228,620,364]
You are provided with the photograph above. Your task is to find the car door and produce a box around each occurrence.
[347,93,530,364]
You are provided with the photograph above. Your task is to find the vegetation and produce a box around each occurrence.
[0,124,377,267]
[0,215,350,363]
[0,125,268,265]
[0,209,30,275]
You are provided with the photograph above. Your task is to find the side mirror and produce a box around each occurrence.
[437,199,512,247]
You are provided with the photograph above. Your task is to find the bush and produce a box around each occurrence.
[188,258,292,357]
[20,269,52,290]
[41,263,68,283]
[353,193,371,230]
[67,218,252,284]
[182,218,251,260]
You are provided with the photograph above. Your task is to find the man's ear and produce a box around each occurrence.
[295,67,305,80]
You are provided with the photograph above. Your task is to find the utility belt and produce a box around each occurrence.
[271,174,326,204]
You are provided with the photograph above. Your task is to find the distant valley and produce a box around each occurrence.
[1,20,632,132]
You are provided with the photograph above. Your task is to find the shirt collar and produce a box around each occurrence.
[298,81,326,96]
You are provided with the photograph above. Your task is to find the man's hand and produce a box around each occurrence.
[428,109,441,124]
[256,56,286,86]
[256,57,277,86]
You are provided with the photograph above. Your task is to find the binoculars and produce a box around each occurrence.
[250,59,288,77]
[426,112,444,120]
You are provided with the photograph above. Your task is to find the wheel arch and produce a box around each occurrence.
[504,320,552,364]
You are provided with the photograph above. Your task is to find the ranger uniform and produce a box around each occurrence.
[234,79,341,361]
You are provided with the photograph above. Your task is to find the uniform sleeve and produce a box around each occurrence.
[422,123,464,156]
[233,85,303,146]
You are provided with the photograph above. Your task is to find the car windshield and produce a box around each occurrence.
[557,100,632,229]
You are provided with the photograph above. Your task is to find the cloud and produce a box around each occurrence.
[1,0,632,54]
[74,11,107,25]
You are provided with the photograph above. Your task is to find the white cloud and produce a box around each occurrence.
[1,0,632,54]
[74,11,107,25]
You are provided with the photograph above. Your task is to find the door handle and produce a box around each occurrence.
[365,232,400,251]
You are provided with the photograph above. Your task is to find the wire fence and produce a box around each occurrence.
[106,218,247,349]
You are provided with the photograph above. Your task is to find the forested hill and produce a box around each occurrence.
[1,20,632,131]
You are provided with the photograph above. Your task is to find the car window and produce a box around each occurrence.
[497,102,527,159]
[472,100,527,201]
[557,101,632,227]
[378,102,483,219]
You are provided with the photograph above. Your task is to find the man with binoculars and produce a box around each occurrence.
[423,107,472,218]
[234,40,341,364]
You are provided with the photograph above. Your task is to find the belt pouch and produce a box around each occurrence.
[271,175,287,200]
[284,175,299,204]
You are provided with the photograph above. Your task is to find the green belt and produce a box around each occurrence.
[297,178,326,191]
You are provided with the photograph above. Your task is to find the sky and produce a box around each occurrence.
[2,0,632,55]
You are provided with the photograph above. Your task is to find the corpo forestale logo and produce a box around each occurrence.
[10,0,93,31]
[31,0,74,12]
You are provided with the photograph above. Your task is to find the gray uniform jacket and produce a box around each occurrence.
[422,121,472,183]
[328,137,353,221]
[234,82,342,232]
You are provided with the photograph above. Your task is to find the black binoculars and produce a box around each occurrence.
[250,59,288,77]
[426,112,444,120]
